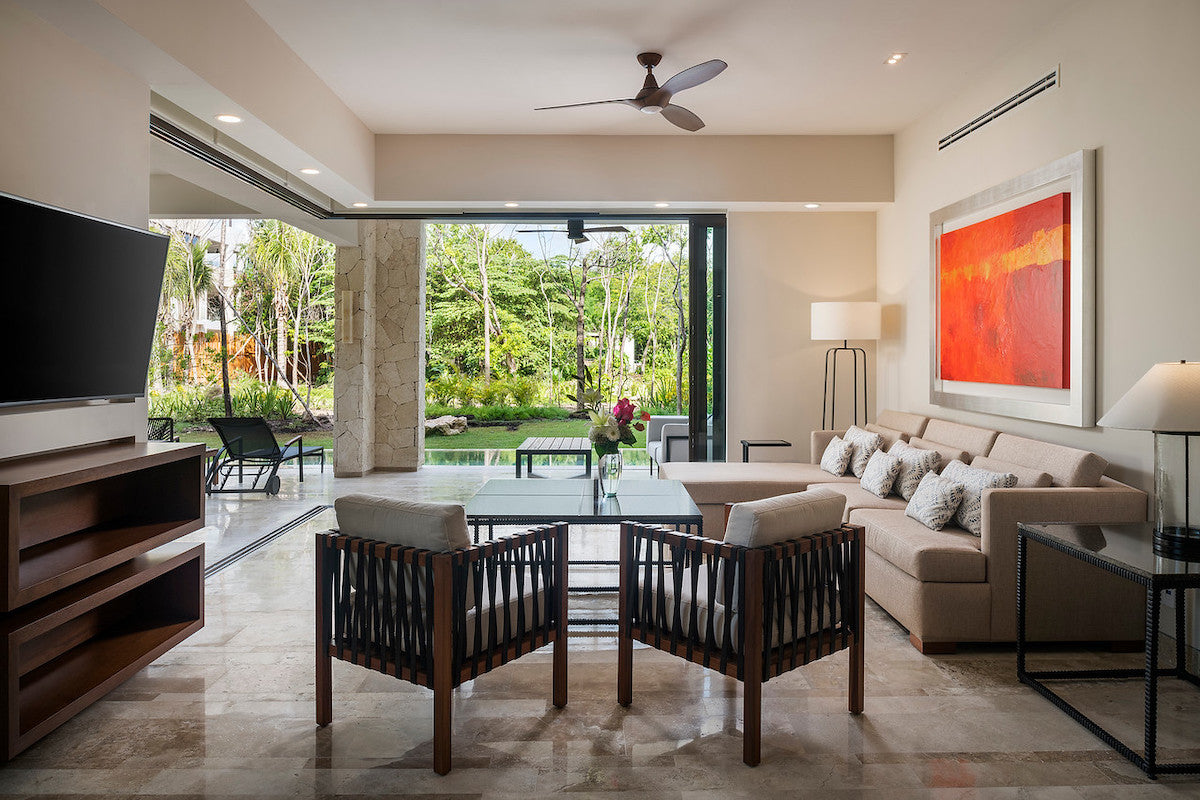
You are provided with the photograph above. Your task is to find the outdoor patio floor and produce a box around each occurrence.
[1,464,1199,798]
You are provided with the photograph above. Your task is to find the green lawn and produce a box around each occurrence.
[180,418,641,452]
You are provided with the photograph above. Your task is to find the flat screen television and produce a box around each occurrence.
[0,191,169,408]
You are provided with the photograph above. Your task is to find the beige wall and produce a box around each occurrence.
[876,0,1200,489]
[376,135,893,204]
[0,1,150,459]
[727,212,878,462]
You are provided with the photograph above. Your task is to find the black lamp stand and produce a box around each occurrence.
[821,340,869,430]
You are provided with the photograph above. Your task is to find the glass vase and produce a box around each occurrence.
[599,451,623,497]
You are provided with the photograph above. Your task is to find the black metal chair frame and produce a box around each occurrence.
[147,416,177,442]
[316,524,569,774]
[617,521,865,766]
[206,416,325,495]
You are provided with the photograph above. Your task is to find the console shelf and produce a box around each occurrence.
[0,442,205,759]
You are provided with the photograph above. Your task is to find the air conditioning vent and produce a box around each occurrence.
[938,69,1059,151]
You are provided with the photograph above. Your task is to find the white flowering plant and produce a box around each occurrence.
[587,397,651,457]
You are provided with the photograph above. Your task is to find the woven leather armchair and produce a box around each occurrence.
[617,488,864,765]
[316,496,568,774]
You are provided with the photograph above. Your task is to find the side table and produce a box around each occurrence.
[1017,521,1200,778]
[740,439,791,462]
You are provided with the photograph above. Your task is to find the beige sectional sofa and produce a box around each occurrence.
[660,410,1149,652]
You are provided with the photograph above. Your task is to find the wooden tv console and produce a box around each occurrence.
[0,441,206,759]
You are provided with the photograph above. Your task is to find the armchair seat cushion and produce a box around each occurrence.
[850,508,986,583]
[647,573,842,651]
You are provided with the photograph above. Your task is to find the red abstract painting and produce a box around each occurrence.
[938,193,1071,388]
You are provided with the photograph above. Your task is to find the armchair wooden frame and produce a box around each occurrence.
[316,524,569,774]
[617,521,864,765]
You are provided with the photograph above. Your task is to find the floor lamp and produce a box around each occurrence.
[812,301,881,430]
[1098,360,1200,559]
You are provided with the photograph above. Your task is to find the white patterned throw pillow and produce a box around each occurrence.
[820,436,854,476]
[888,441,942,501]
[843,426,884,478]
[905,471,966,531]
[941,460,1018,536]
[860,449,902,498]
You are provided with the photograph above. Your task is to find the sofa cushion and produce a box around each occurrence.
[918,419,1000,458]
[905,472,966,531]
[865,423,907,449]
[908,437,971,472]
[659,462,857,504]
[860,449,902,498]
[888,441,943,501]
[811,482,908,519]
[844,426,884,478]
[986,433,1108,487]
[876,410,930,438]
[820,435,855,476]
[851,508,986,583]
[724,487,846,549]
[941,460,1018,536]
[969,455,1052,489]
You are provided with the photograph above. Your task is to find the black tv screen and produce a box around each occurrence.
[0,192,168,408]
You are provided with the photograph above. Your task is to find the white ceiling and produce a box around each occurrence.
[246,0,1078,135]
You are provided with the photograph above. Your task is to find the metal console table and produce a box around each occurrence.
[465,478,702,625]
[1017,521,1200,778]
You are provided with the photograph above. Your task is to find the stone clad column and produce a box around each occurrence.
[333,220,425,476]
[372,221,425,471]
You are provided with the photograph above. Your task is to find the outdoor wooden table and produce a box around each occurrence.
[514,436,592,477]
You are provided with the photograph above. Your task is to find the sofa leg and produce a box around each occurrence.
[910,634,957,655]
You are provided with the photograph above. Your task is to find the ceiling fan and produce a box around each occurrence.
[535,52,727,131]
[518,219,629,244]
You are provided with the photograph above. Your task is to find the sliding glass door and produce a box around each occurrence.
[688,215,727,462]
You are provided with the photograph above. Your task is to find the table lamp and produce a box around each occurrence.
[1097,361,1200,558]
[811,301,882,429]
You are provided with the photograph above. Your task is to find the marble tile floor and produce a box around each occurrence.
[2,466,1200,798]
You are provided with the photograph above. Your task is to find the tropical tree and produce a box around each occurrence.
[162,231,213,383]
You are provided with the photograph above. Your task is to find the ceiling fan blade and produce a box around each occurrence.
[582,226,630,233]
[659,59,727,96]
[517,229,564,233]
[534,99,636,111]
[661,104,705,132]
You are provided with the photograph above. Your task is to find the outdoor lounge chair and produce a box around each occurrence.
[317,495,568,774]
[617,488,864,765]
[147,416,178,442]
[206,416,325,495]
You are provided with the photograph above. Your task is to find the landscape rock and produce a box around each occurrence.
[425,415,468,436]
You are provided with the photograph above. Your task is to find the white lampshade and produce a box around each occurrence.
[811,302,882,341]
[1097,361,1200,433]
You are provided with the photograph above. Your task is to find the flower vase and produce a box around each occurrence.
[599,451,623,497]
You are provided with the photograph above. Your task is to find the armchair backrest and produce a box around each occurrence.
[646,415,688,443]
[208,416,281,458]
[720,488,847,609]
[334,494,474,609]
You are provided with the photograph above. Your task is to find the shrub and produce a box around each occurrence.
[234,381,297,420]
[507,375,542,406]
[477,378,508,406]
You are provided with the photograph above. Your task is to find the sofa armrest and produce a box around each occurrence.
[979,480,1148,639]
[810,429,848,465]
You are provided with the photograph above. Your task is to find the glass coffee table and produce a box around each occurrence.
[1017,521,1200,777]
[466,478,703,625]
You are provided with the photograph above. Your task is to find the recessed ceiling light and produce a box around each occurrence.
[504,202,520,208]
[805,203,821,209]
[215,114,242,124]
[352,202,368,208]
[654,202,670,208]
[300,167,320,175]
[887,53,907,65]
